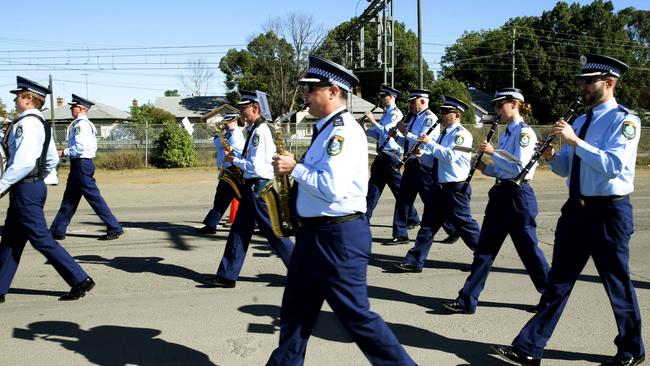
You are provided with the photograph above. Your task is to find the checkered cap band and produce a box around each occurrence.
[305,66,353,92]
[582,62,621,78]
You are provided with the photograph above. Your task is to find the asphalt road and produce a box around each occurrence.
[0,167,648,365]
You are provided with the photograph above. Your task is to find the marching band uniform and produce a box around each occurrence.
[0,77,94,303]
[446,88,549,314]
[267,56,415,366]
[50,94,123,241]
[497,54,645,366]
[393,96,480,272]
[209,91,294,288]
[198,113,244,234]
[365,84,419,226]
[388,90,440,244]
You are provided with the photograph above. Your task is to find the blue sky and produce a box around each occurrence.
[1,0,647,112]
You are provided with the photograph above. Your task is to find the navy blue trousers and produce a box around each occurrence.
[366,152,419,225]
[457,182,549,312]
[266,217,415,366]
[0,181,88,294]
[513,196,644,359]
[404,183,480,269]
[202,179,237,230]
[50,159,121,237]
[217,179,294,281]
[392,159,455,239]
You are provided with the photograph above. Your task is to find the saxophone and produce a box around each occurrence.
[261,115,295,238]
[214,124,245,199]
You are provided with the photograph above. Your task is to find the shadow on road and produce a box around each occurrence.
[13,321,218,366]
[238,302,608,365]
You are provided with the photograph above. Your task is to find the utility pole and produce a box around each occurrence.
[417,0,423,88]
[82,73,89,97]
[48,74,57,144]
[511,27,517,88]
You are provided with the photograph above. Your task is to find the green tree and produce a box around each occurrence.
[0,98,7,120]
[128,103,177,143]
[441,1,649,124]
[153,123,196,168]
[219,32,297,117]
[164,90,180,96]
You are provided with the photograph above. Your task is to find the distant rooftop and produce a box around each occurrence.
[154,96,228,118]
[50,100,131,121]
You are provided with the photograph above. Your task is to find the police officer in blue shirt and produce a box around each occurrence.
[444,88,550,315]
[205,91,294,288]
[494,55,645,366]
[392,96,480,273]
[267,55,415,366]
[385,89,439,245]
[0,77,94,304]
[197,112,245,234]
[362,84,419,226]
[49,94,123,241]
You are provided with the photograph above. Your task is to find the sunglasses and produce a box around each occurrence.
[303,83,333,93]
[576,76,608,85]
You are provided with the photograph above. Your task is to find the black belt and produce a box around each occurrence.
[20,176,44,183]
[434,182,464,190]
[298,212,364,228]
[578,195,627,206]
[495,178,528,186]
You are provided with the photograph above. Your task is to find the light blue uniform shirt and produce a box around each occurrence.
[549,98,639,196]
[232,120,276,179]
[420,122,474,183]
[0,109,58,193]
[214,126,244,169]
[366,104,403,154]
[64,115,97,159]
[292,106,368,217]
[482,119,538,180]
[396,109,440,161]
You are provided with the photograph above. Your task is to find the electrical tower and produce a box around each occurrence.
[345,0,395,86]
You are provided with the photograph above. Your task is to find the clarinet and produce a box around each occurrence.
[358,104,381,127]
[376,112,412,155]
[459,115,500,195]
[511,98,582,186]
[396,119,441,169]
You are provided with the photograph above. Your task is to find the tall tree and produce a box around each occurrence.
[219,32,297,117]
[0,98,7,119]
[164,89,180,97]
[180,58,215,96]
[441,1,649,124]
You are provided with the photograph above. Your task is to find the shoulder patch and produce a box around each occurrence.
[622,121,637,140]
[425,116,434,127]
[75,126,81,135]
[454,134,465,145]
[327,135,345,156]
[391,110,399,122]
[16,125,23,138]
[519,132,531,147]
[252,133,260,147]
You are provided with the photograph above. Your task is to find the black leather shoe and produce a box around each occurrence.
[0,294,5,304]
[52,234,66,240]
[439,233,460,244]
[442,300,475,314]
[59,277,95,301]
[601,354,645,366]
[197,226,217,235]
[407,222,420,230]
[383,237,409,245]
[392,262,422,273]
[492,345,540,366]
[98,230,124,241]
[204,275,236,288]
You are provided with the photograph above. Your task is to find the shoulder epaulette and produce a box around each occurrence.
[333,115,345,127]
[617,104,637,115]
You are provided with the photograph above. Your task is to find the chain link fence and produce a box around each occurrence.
[50,122,650,168]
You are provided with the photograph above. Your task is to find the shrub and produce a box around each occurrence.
[153,123,196,168]
[94,150,146,170]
